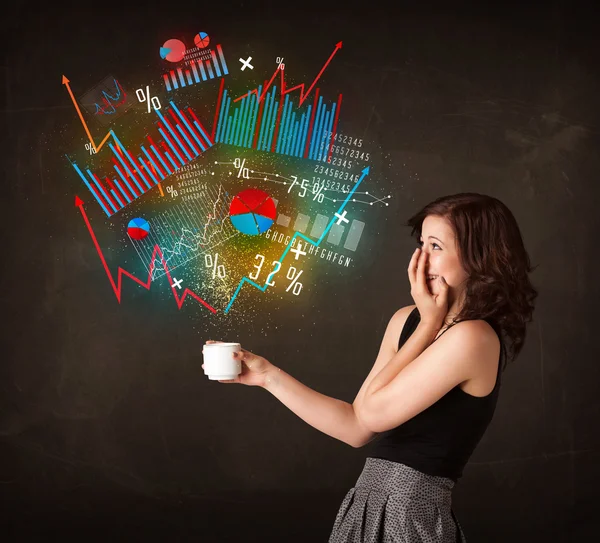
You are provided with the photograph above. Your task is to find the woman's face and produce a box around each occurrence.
[418,215,469,306]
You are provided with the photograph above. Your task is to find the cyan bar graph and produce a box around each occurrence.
[215,86,339,159]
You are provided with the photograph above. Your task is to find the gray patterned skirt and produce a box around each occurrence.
[328,457,467,543]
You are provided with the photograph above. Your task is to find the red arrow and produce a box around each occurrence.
[75,196,216,313]
[234,41,343,106]
[298,41,342,106]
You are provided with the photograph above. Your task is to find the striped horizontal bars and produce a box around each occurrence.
[70,101,213,217]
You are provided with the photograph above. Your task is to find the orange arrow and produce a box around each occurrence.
[62,75,115,153]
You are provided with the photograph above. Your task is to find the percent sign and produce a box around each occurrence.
[234,157,249,179]
[166,185,178,198]
[286,266,303,296]
[136,86,161,113]
[276,56,285,70]
[85,143,96,155]
[312,183,325,203]
[205,253,226,279]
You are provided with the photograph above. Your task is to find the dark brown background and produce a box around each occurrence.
[2,0,599,540]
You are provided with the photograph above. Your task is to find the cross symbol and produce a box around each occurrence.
[239,56,254,71]
[334,210,350,225]
[171,278,183,289]
[290,242,307,260]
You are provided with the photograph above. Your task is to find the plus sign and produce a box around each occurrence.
[239,56,254,70]
[290,242,307,260]
[334,210,350,225]
[171,278,183,289]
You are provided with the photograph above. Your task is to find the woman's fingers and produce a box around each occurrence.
[416,250,428,290]
[408,247,421,287]
[237,349,253,360]
[218,377,240,384]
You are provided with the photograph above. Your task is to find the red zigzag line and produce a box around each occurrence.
[76,198,216,313]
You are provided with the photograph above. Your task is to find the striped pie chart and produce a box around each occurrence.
[229,188,276,236]
[127,217,150,240]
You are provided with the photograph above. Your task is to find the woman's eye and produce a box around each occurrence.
[417,241,440,250]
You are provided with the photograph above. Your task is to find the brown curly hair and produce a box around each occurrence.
[406,193,538,370]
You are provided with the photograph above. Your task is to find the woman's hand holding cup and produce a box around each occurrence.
[203,340,275,387]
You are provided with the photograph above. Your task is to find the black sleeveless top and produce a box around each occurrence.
[366,307,503,482]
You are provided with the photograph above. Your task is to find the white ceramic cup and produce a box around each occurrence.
[202,342,242,380]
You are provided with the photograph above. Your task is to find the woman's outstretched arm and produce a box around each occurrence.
[262,366,372,448]
[259,306,415,448]
[205,305,414,448]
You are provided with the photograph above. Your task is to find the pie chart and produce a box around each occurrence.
[194,32,210,48]
[229,188,276,236]
[127,218,150,240]
[160,39,186,62]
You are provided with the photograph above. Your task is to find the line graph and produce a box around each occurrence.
[129,183,239,280]
[94,79,126,114]
[85,77,130,119]
[75,196,217,313]
[63,75,117,153]
[223,166,370,314]
[233,41,342,106]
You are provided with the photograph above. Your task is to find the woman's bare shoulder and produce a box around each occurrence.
[391,304,417,324]
[452,320,501,396]
[388,304,417,339]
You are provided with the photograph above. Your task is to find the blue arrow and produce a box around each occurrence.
[224,166,371,314]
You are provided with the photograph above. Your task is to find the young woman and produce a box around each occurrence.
[204,192,538,542]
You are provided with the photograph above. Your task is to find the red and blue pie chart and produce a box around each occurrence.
[160,39,186,62]
[194,32,210,48]
[229,188,276,236]
[127,218,150,240]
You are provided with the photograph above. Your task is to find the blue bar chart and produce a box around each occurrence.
[163,45,229,92]
[70,101,214,217]
[214,85,341,160]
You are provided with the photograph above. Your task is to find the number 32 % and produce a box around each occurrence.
[249,254,303,295]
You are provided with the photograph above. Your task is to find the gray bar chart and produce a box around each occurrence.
[271,208,365,252]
